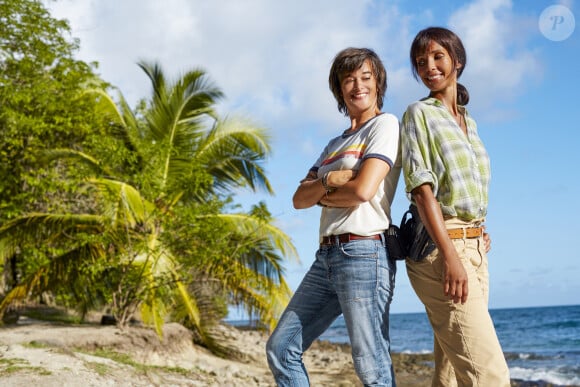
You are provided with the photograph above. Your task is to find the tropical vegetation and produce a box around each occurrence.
[0,0,295,355]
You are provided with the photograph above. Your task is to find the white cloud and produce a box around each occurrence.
[448,0,543,119]
[46,0,545,129]
[47,0,414,133]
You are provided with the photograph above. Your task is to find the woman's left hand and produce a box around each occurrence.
[327,170,357,188]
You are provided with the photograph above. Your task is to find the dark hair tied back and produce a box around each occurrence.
[456,83,469,106]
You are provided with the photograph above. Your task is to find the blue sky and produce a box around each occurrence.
[48,0,579,314]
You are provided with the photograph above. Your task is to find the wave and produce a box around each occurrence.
[504,352,563,361]
[509,366,580,386]
[399,349,432,355]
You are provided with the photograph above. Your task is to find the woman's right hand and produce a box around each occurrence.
[412,183,469,304]
[442,253,469,304]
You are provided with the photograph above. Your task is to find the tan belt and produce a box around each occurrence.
[447,227,483,239]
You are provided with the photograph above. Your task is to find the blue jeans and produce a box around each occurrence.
[266,237,397,386]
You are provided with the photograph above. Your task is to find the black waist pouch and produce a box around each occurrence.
[385,224,406,260]
[386,205,436,261]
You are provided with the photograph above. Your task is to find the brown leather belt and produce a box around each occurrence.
[321,233,381,245]
[447,227,483,239]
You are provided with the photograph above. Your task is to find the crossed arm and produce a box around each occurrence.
[292,158,391,210]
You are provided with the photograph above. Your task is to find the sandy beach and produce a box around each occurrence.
[0,315,435,387]
[0,317,562,386]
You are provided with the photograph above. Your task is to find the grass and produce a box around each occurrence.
[0,357,52,376]
[85,361,110,376]
[0,344,194,379]
[78,348,202,377]
[23,340,49,349]
[20,307,83,324]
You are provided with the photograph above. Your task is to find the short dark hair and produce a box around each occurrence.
[409,27,470,105]
[328,47,387,116]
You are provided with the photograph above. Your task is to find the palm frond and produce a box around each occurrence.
[137,61,167,104]
[88,178,156,229]
[136,61,224,195]
[173,279,202,331]
[40,148,114,176]
[207,213,298,261]
[193,248,292,330]
[0,270,43,315]
[0,213,106,262]
[228,275,291,330]
[139,283,168,337]
[0,241,109,318]
[83,87,144,165]
[83,87,127,127]
[196,117,273,194]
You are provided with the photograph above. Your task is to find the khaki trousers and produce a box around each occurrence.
[406,218,510,387]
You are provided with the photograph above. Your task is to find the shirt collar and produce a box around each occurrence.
[421,97,467,115]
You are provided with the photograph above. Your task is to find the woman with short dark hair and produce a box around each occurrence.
[266,47,401,386]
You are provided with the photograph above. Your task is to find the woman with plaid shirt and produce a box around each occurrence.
[401,27,510,387]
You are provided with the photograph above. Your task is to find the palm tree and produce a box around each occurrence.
[0,61,296,353]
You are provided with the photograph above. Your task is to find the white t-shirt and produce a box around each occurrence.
[310,113,401,239]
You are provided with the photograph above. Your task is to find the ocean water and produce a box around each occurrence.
[319,304,580,386]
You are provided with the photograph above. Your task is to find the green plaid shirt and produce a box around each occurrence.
[401,97,490,220]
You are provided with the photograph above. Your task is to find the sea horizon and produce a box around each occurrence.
[227,303,580,386]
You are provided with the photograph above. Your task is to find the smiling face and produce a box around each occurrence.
[415,40,461,93]
[339,59,379,118]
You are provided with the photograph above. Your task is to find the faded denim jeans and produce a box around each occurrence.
[266,237,397,386]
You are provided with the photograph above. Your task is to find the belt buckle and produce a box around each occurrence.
[321,235,336,246]
[321,233,352,245]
